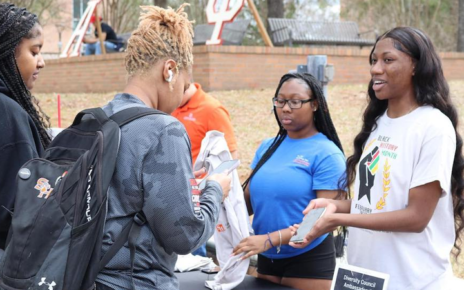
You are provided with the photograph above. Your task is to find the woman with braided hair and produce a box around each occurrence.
[232,73,346,290]
[0,3,50,250]
[95,4,230,290]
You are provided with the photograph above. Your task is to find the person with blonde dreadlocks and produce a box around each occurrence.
[0,3,50,250]
[95,4,231,290]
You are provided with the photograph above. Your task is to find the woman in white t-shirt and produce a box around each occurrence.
[290,27,464,290]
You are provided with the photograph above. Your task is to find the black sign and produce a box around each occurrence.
[332,267,387,290]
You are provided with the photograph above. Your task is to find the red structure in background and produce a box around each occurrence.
[206,0,245,45]
[57,94,62,128]
[60,0,103,58]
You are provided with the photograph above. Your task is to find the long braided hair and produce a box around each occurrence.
[242,72,344,192]
[346,27,464,254]
[0,3,51,148]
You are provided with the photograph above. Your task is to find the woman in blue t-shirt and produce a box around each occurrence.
[232,73,346,290]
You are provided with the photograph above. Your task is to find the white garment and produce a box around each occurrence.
[48,128,64,140]
[174,254,213,273]
[348,106,456,290]
[194,131,251,290]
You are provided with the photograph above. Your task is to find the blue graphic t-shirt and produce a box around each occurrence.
[250,133,346,259]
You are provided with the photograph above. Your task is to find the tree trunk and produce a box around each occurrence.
[267,0,284,18]
[154,0,168,8]
[458,0,464,51]
[266,0,283,37]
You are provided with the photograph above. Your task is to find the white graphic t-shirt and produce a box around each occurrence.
[348,106,456,290]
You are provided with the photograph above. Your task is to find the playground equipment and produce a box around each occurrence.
[205,0,273,47]
[60,0,105,58]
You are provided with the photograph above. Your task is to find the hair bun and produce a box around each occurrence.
[125,3,194,75]
[139,3,192,35]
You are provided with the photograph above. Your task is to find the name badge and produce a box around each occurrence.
[331,264,389,290]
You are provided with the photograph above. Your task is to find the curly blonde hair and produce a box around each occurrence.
[125,3,193,76]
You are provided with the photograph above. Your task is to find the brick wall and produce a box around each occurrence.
[33,45,464,94]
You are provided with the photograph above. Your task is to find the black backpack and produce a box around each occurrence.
[0,107,163,290]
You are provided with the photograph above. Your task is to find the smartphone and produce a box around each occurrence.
[290,207,326,243]
[201,266,220,274]
[198,159,240,190]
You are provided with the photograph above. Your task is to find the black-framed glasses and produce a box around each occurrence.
[272,97,314,109]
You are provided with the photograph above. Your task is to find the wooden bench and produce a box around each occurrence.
[268,18,376,47]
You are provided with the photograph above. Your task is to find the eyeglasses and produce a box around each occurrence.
[272,98,314,109]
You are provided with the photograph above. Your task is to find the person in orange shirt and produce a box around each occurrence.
[172,82,239,164]
[172,82,238,257]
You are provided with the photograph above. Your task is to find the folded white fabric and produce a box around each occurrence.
[204,255,246,290]
[175,254,213,273]
[195,131,252,290]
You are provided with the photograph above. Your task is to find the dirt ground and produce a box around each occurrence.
[36,80,464,278]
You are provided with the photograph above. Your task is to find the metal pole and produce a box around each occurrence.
[307,55,328,99]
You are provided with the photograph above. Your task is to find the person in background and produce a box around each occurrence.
[233,73,346,290]
[83,15,119,55]
[172,81,238,257]
[0,2,50,250]
[172,81,239,164]
[290,27,464,290]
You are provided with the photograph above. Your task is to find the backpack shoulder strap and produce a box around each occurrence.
[109,106,166,127]
[98,107,164,287]
[98,212,146,288]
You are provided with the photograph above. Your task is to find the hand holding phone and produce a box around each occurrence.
[290,207,326,244]
[198,159,240,190]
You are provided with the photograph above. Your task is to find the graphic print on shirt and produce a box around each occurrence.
[376,158,391,210]
[358,146,379,204]
[355,135,399,214]
[183,113,196,122]
[293,155,310,167]
[190,179,201,214]
[374,135,398,210]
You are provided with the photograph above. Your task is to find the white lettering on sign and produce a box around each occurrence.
[206,0,245,45]
[331,264,389,290]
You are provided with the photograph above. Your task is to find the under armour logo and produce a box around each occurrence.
[35,178,54,199]
[206,0,245,45]
[38,277,56,290]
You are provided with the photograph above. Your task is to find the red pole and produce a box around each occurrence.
[57,94,61,128]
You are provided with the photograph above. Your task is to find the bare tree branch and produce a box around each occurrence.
[458,0,464,51]
[342,0,458,51]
